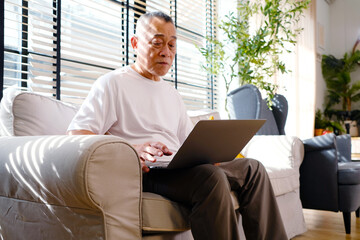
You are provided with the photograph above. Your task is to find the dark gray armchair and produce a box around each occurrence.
[227,84,360,234]
[227,84,288,135]
[300,133,360,234]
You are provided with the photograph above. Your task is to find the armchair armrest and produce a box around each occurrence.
[0,135,142,239]
[241,135,304,196]
[241,135,304,170]
[300,133,338,211]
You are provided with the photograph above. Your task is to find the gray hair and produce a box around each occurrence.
[136,11,174,34]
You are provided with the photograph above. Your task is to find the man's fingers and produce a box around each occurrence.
[140,152,156,162]
[140,160,150,173]
[144,146,163,157]
[133,142,172,171]
[150,142,172,155]
[164,149,173,156]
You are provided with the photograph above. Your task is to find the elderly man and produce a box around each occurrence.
[67,11,287,240]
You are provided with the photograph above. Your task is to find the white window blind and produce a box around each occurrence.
[60,0,127,104]
[3,0,58,98]
[176,0,218,110]
[2,0,218,110]
[28,0,58,97]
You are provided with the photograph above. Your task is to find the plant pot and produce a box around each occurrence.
[343,120,359,137]
[315,129,324,136]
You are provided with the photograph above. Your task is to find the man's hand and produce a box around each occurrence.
[67,131,171,172]
[133,142,173,173]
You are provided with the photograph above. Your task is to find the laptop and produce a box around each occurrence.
[148,119,266,169]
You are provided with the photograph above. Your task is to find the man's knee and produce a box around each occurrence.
[243,158,266,173]
[196,164,229,186]
[228,157,266,173]
[221,158,269,188]
[243,158,269,181]
[192,164,231,199]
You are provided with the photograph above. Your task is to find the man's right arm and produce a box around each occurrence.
[67,130,171,173]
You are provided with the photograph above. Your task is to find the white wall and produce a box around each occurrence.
[330,0,360,110]
[316,0,360,111]
[329,0,360,57]
[315,0,330,111]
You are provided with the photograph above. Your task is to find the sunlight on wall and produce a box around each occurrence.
[280,1,317,139]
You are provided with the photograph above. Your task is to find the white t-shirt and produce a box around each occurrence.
[68,66,194,153]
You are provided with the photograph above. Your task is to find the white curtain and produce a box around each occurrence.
[278,0,317,139]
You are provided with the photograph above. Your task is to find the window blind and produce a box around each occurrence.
[2,0,218,110]
[60,0,127,104]
[0,1,5,100]
[176,0,218,110]
[3,0,58,99]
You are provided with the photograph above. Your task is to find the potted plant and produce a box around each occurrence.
[198,0,310,114]
[315,109,345,136]
[322,50,360,136]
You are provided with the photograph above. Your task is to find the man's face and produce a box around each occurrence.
[131,17,176,81]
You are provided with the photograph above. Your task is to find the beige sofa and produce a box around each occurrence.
[0,90,307,239]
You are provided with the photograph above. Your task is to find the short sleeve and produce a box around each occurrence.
[177,100,194,145]
[67,76,117,134]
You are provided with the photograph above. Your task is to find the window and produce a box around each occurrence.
[1,0,218,110]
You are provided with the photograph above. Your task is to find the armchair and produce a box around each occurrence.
[227,84,360,234]
[300,133,360,234]
[0,90,306,239]
[227,84,288,135]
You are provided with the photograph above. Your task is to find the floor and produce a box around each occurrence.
[293,209,360,240]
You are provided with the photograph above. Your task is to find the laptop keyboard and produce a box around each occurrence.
[147,155,173,169]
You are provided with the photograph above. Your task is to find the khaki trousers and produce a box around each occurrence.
[143,158,287,240]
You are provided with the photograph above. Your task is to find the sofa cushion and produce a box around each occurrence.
[0,90,78,136]
[142,192,190,232]
[142,191,239,233]
[338,162,360,185]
